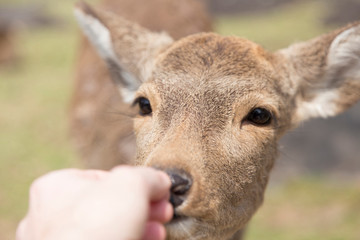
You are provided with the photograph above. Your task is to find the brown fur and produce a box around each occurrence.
[73,2,360,240]
[70,0,212,169]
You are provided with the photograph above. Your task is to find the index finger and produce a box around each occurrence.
[111,166,171,202]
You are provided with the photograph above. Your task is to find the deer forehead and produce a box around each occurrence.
[137,34,286,120]
[155,33,274,81]
[133,36,290,139]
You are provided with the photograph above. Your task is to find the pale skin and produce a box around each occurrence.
[16,166,173,240]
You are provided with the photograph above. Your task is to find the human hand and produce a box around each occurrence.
[16,166,173,240]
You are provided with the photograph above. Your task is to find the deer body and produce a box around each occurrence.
[74,1,360,239]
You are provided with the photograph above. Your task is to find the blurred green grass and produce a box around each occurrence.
[0,1,80,238]
[215,0,332,50]
[0,0,359,239]
[248,177,360,240]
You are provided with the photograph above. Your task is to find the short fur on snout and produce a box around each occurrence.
[74,2,360,239]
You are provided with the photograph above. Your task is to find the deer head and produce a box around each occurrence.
[75,2,360,239]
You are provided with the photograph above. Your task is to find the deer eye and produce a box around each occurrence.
[134,97,152,116]
[246,108,272,126]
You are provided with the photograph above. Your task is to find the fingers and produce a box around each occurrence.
[137,168,171,201]
[111,166,171,202]
[19,166,172,240]
[149,200,173,223]
[110,166,172,240]
[142,222,166,240]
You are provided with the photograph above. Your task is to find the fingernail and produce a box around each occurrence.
[159,171,171,187]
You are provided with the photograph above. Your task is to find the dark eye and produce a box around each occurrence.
[246,108,272,126]
[134,97,152,116]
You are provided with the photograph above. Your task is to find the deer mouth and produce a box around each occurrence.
[170,211,188,224]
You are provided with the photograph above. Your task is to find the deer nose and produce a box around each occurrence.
[166,170,192,208]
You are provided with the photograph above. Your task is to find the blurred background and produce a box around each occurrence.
[0,0,359,239]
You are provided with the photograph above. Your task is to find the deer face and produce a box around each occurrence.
[75,3,360,239]
[132,35,288,239]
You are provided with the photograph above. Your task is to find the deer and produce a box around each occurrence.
[73,1,360,240]
[70,0,212,170]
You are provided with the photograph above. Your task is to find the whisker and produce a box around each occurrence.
[105,109,137,119]
[103,100,138,119]
[194,219,216,231]
[178,221,195,240]
[106,117,134,125]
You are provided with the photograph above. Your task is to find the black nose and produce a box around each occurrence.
[167,170,192,208]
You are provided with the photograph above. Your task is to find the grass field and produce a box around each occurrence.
[0,0,359,239]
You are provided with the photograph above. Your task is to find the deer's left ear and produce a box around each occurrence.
[276,23,360,124]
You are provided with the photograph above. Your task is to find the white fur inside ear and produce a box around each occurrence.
[74,8,118,62]
[74,8,141,102]
[296,90,339,120]
[328,25,360,79]
[297,25,360,121]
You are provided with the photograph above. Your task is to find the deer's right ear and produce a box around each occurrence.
[74,2,173,102]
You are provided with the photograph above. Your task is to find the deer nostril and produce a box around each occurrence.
[167,170,192,209]
[171,174,191,194]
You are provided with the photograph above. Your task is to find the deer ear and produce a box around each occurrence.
[277,23,360,124]
[74,2,173,102]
